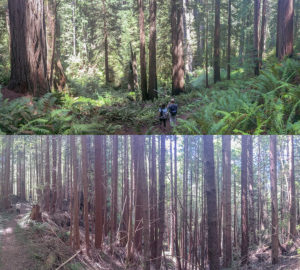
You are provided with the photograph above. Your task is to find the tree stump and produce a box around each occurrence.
[30,204,42,222]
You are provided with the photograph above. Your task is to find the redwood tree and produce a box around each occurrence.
[8,0,49,96]
[241,136,249,265]
[289,136,297,239]
[171,0,185,95]
[277,0,294,60]
[270,135,279,264]
[214,0,221,82]
[222,136,232,268]
[148,0,157,100]
[203,136,220,270]
[254,0,261,75]
[138,0,148,100]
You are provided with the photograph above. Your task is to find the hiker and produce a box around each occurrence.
[168,99,178,127]
[159,104,168,128]
[16,203,21,214]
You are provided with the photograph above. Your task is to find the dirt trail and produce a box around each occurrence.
[0,204,32,270]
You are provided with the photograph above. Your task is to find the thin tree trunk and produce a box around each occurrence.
[289,136,297,239]
[270,135,279,264]
[254,0,261,75]
[214,0,221,82]
[156,135,166,269]
[71,136,80,250]
[227,0,232,80]
[222,136,232,268]
[81,136,90,255]
[241,136,249,265]
[203,136,220,270]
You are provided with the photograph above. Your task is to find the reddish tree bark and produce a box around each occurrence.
[138,0,148,100]
[95,136,104,249]
[148,0,157,100]
[277,0,294,60]
[171,0,185,95]
[241,136,249,265]
[214,0,221,82]
[8,0,49,96]
[203,136,220,270]
[81,136,90,255]
[289,136,297,239]
[270,136,279,264]
[222,136,232,268]
[254,0,261,75]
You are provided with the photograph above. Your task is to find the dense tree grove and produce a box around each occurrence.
[0,135,299,269]
[0,0,298,98]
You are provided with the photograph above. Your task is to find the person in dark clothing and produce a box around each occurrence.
[168,99,178,127]
[159,104,168,128]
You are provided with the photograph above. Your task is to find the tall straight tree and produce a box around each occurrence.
[171,0,185,95]
[44,136,50,212]
[214,0,221,82]
[222,136,232,268]
[111,136,118,244]
[270,135,279,264]
[259,0,267,68]
[138,0,148,100]
[137,136,150,270]
[102,0,110,84]
[156,135,166,269]
[227,0,232,80]
[148,0,157,100]
[150,136,158,260]
[174,136,182,270]
[51,136,57,214]
[203,136,220,270]
[277,0,294,60]
[254,0,261,75]
[71,136,80,250]
[95,136,105,249]
[241,136,249,265]
[289,135,297,239]
[8,0,49,96]
[3,137,11,209]
[248,136,256,244]
[81,136,90,255]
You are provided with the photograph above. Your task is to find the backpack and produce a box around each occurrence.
[169,104,177,116]
[160,108,168,120]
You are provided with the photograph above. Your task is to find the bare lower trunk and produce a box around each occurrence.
[8,0,49,96]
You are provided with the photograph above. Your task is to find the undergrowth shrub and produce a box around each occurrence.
[177,59,300,135]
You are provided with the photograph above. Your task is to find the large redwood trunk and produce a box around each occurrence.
[171,0,185,95]
[277,0,294,60]
[138,0,148,100]
[148,0,157,100]
[8,0,49,96]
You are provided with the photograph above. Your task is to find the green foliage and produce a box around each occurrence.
[177,59,300,135]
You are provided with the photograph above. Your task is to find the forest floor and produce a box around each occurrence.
[0,204,35,270]
[0,204,300,269]
[0,57,299,135]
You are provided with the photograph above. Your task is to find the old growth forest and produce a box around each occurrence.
[0,1,299,134]
[0,135,300,270]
